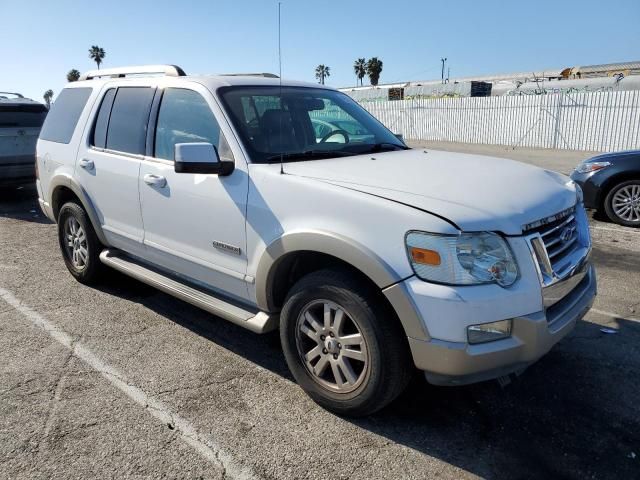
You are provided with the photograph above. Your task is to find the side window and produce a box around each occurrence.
[154,88,235,162]
[39,87,92,143]
[92,88,116,148]
[106,87,154,154]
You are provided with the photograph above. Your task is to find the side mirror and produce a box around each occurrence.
[174,142,234,175]
[394,133,404,142]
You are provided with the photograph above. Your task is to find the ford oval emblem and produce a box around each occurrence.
[560,226,575,242]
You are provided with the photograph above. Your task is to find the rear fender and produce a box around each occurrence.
[49,173,109,246]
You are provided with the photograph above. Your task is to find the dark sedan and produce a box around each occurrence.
[571,150,640,227]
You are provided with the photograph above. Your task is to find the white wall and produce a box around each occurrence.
[357,90,640,152]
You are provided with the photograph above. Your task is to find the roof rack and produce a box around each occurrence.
[220,73,279,78]
[79,64,187,81]
[0,91,25,98]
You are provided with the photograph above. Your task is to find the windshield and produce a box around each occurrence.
[218,86,407,163]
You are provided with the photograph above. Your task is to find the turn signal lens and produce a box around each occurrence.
[410,247,441,266]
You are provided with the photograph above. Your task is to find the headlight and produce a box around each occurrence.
[406,231,519,287]
[575,161,610,174]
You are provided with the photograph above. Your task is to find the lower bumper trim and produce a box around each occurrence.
[410,264,596,386]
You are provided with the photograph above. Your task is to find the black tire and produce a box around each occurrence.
[280,269,412,416]
[57,202,105,284]
[603,180,640,227]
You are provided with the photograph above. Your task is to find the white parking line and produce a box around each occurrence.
[589,307,640,323]
[590,225,640,235]
[0,286,259,480]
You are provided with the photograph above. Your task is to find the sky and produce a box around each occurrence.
[1,0,639,102]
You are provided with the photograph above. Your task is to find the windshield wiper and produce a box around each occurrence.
[265,150,356,163]
[364,142,409,153]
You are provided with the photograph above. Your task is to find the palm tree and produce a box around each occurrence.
[353,58,366,86]
[67,69,81,82]
[315,65,330,85]
[43,90,54,109]
[366,57,384,86]
[88,45,106,69]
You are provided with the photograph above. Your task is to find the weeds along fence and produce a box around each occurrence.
[352,90,640,152]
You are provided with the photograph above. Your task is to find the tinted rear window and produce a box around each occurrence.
[0,104,47,128]
[39,88,92,143]
[92,89,116,149]
[106,87,154,154]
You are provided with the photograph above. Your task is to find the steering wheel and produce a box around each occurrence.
[320,129,350,144]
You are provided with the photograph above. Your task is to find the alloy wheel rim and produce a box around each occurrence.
[64,217,88,269]
[295,300,369,394]
[612,184,640,223]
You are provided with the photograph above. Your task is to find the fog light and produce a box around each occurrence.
[467,319,512,344]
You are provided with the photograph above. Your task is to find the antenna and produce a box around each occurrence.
[278,2,284,175]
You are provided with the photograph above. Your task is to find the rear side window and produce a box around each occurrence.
[106,87,154,154]
[92,89,116,148]
[39,88,92,143]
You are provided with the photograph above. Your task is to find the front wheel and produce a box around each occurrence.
[604,180,640,227]
[57,202,105,284]
[280,269,412,416]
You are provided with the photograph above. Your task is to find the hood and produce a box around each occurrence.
[282,149,577,235]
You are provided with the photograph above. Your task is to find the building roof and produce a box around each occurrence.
[339,69,565,90]
[575,61,640,74]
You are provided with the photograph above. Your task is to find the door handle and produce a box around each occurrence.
[143,174,167,188]
[79,158,94,170]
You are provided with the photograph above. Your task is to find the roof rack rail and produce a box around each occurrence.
[79,64,187,81]
[220,73,279,78]
[0,91,25,98]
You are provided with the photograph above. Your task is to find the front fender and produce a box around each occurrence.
[254,230,429,340]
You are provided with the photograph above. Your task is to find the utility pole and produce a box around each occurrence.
[441,57,447,84]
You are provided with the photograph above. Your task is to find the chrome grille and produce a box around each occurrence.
[539,213,580,275]
[525,204,591,289]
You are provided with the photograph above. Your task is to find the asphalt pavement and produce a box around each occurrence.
[1,146,639,479]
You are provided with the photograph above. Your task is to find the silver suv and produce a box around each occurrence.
[36,65,596,416]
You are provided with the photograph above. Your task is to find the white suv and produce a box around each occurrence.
[36,65,596,415]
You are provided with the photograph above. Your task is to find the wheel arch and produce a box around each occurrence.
[255,231,428,340]
[49,174,109,246]
[597,171,640,210]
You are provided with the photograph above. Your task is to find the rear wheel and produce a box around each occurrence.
[280,269,412,416]
[57,202,105,283]
[604,180,640,227]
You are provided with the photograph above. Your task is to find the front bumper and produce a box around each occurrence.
[0,157,35,186]
[388,263,596,386]
[570,170,600,210]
